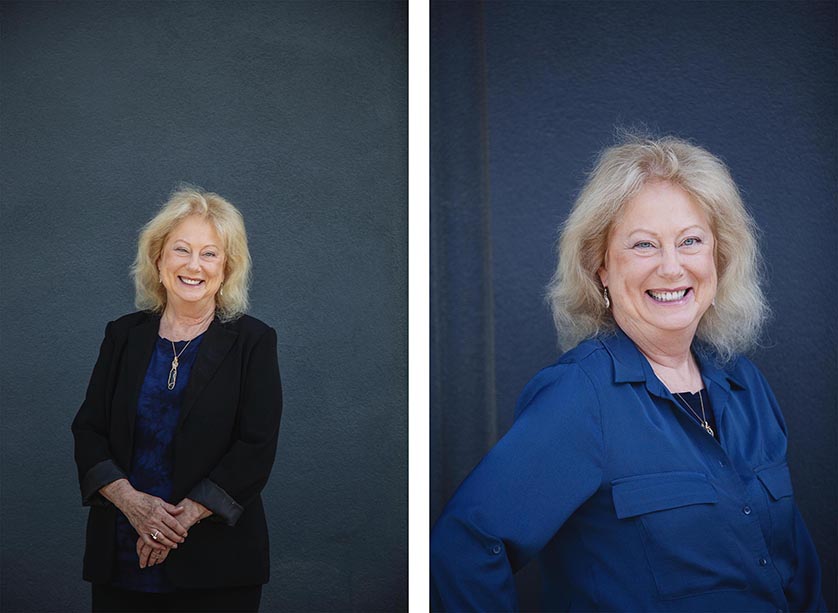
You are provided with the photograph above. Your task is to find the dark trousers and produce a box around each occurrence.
[91,583,262,612]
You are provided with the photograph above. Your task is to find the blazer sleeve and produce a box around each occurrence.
[187,326,283,526]
[71,321,128,506]
[430,363,605,612]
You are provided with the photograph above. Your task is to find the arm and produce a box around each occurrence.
[784,505,827,611]
[185,327,283,526]
[430,365,604,612]
[71,321,188,556]
[745,359,826,611]
[71,321,127,506]
[100,478,187,551]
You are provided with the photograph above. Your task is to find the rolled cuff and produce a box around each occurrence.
[187,478,244,526]
[81,459,127,506]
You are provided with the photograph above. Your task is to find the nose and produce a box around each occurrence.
[658,246,684,279]
[187,253,202,271]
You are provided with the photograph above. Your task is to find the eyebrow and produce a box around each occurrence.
[625,225,707,237]
[171,238,221,249]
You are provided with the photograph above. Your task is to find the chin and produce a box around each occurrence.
[650,319,700,334]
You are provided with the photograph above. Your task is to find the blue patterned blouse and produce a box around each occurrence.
[111,333,204,593]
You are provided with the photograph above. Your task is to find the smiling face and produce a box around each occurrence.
[598,180,717,347]
[157,215,226,314]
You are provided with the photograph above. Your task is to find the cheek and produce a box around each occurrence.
[208,263,224,282]
[609,254,647,286]
[698,255,717,282]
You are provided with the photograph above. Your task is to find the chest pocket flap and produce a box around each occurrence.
[612,471,718,519]
[754,461,793,500]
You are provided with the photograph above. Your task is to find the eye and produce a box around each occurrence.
[175,246,188,253]
[682,237,702,247]
[633,241,655,249]
[202,251,217,258]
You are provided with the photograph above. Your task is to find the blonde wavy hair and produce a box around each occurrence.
[132,187,251,322]
[546,134,768,361]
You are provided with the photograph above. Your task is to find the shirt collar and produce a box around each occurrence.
[599,327,747,391]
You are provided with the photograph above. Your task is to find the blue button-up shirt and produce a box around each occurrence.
[431,329,825,611]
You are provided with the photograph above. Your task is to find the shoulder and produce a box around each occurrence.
[220,314,276,343]
[514,337,609,418]
[699,348,771,391]
[725,354,767,384]
[104,311,157,338]
[558,336,611,369]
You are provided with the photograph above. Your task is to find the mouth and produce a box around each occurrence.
[178,276,205,287]
[646,288,691,303]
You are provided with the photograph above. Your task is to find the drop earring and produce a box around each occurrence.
[603,287,610,309]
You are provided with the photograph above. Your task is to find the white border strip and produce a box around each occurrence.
[408,0,430,610]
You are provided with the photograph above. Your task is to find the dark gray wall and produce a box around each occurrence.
[1,2,406,611]
[431,1,836,610]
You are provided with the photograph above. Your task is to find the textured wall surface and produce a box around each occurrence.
[0,2,406,611]
[431,1,836,610]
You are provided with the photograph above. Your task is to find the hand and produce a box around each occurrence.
[137,536,170,568]
[100,479,188,551]
[134,498,211,568]
[174,497,213,530]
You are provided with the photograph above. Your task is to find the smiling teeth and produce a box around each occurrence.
[648,289,687,302]
[180,277,202,285]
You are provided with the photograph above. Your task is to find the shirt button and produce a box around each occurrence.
[759,558,768,566]
[491,544,502,555]
[742,505,752,515]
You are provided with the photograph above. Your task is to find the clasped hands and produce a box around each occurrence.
[100,479,211,569]
[134,495,210,569]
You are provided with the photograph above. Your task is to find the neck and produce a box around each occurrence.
[616,317,702,393]
[161,302,215,341]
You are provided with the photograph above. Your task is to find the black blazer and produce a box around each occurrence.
[72,311,283,588]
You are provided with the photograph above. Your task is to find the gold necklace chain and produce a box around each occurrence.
[673,390,714,437]
[161,310,213,391]
[167,338,193,390]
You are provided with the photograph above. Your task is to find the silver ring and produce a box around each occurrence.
[151,530,159,540]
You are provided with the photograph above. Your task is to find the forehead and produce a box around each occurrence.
[613,181,710,232]
[166,215,222,245]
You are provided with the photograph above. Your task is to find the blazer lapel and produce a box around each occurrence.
[177,318,238,429]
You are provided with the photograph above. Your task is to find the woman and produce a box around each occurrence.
[72,188,282,612]
[430,136,825,611]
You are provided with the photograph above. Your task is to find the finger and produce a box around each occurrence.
[146,527,180,549]
[140,547,151,568]
[142,532,172,551]
[160,512,189,539]
[147,548,161,567]
[155,548,170,564]
[163,501,185,515]
[153,508,187,541]
[138,543,153,569]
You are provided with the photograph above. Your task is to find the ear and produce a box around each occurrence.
[597,264,608,288]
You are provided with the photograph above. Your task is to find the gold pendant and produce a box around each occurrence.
[168,357,178,390]
[703,422,715,437]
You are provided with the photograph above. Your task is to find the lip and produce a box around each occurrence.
[647,285,691,292]
[178,276,205,286]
